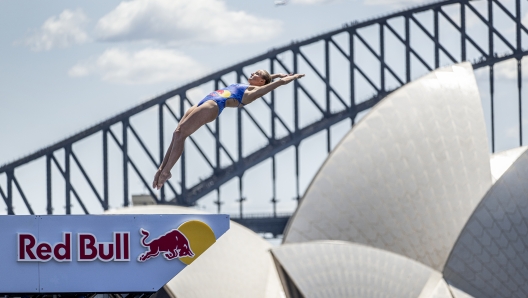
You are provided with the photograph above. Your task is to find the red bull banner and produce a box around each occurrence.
[0,214,229,293]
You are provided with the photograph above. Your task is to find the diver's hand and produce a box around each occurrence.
[280,73,305,85]
[152,169,172,190]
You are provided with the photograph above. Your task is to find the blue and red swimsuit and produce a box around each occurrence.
[197,84,249,117]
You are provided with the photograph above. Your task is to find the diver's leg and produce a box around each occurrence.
[158,106,196,169]
[153,106,197,188]
[153,101,218,189]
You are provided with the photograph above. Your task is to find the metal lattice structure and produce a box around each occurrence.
[1,0,528,235]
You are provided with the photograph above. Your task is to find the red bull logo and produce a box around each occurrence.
[210,89,231,98]
[137,220,217,265]
[16,220,217,265]
[4,215,229,294]
[137,229,194,262]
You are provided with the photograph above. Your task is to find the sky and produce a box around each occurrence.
[2,0,528,218]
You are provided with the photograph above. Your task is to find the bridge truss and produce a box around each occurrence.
[1,0,528,236]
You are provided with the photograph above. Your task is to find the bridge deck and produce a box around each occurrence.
[230,214,291,238]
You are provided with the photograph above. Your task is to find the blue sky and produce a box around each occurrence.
[2,0,528,217]
[0,0,422,165]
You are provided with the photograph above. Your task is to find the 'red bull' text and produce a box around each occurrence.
[78,232,130,262]
[17,232,130,262]
[18,233,72,262]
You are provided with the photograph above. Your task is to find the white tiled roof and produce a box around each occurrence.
[283,63,492,272]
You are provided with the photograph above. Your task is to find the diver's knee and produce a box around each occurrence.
[173,128,188,140]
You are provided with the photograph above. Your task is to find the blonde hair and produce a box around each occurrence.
[259,70,272,85]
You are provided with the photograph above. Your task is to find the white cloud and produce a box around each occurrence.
[364,0,427,8]
[290,0,336,4]
[69,48,208,84]
[23,9,90,51]
[492,58,528,81]
[186,87,209,103]
[493,58,517,80]
[95,0,282,45]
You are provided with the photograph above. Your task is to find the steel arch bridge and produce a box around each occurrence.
[1,0,528,236]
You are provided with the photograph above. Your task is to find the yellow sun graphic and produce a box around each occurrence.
[177,220,216,265]
[218,90,231,98]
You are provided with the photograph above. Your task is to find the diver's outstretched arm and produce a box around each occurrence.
[270,73,290,80]
[245,73,305,102]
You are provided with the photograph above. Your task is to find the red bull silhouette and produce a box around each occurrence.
[138,228,194,262]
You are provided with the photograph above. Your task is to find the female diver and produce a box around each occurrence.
[152,70,305,190]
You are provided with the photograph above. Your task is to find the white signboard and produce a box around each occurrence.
[0,214,229,293]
